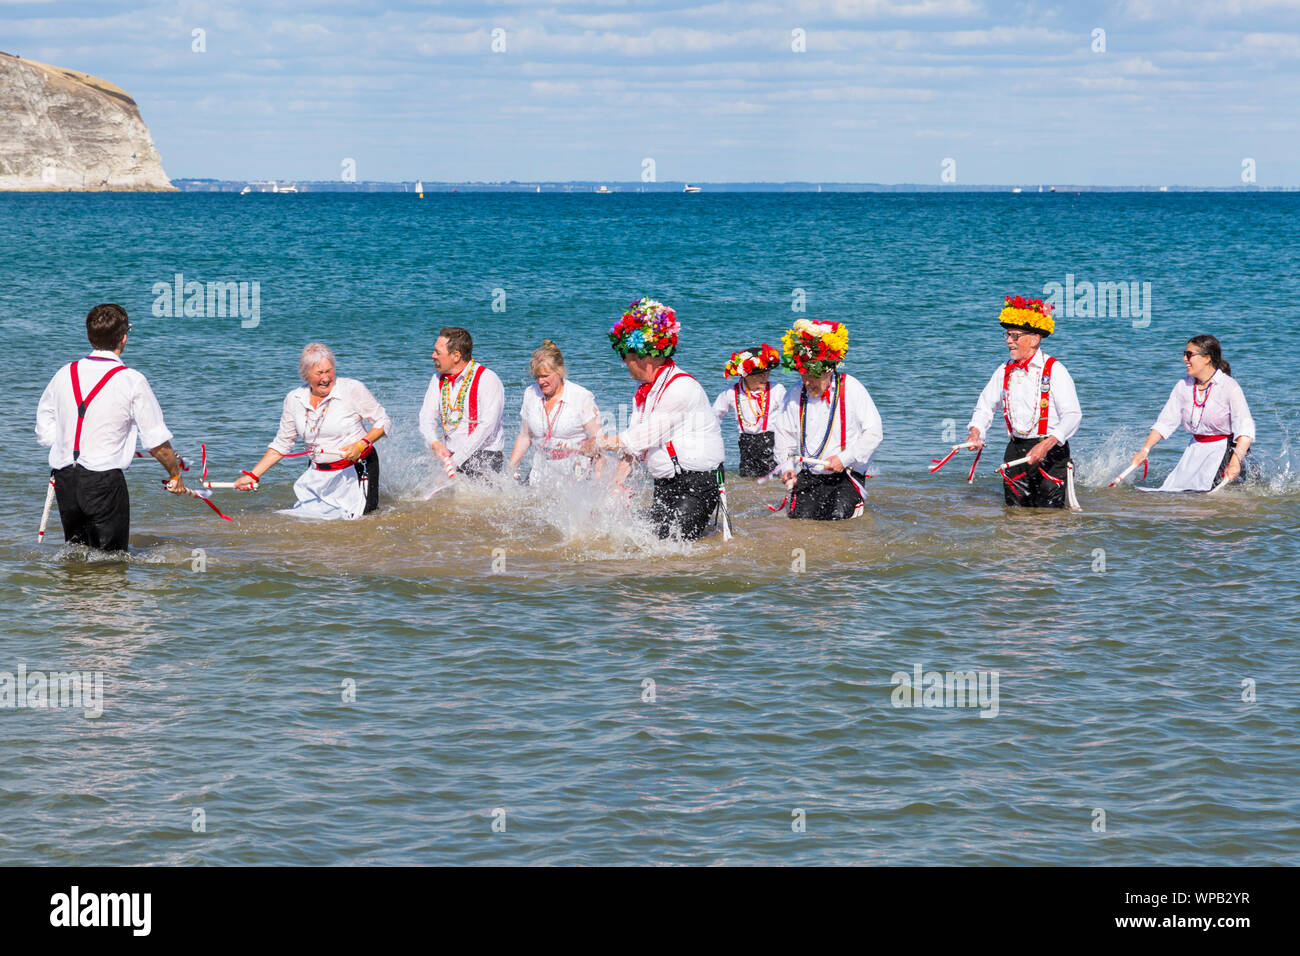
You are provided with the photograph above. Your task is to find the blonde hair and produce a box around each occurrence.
[529,339,565,378]
[298,342,336,381]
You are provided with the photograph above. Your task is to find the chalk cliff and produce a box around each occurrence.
[0,52,174,190]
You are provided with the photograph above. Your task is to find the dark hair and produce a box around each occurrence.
[86,303,129,351]
[1188,334,1230,377]
[439,326,473,362]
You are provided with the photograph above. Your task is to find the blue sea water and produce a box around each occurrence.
[1,192,1297,865]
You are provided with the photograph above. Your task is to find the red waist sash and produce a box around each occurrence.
[1192,434,1230,443]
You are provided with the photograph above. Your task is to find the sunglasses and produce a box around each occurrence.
[1183,350,1206,359]
[1004,331,1032,341]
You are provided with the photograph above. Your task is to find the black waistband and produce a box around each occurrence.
[796,469,865,486]
[654,468,720,487]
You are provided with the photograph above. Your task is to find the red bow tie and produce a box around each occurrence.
[1008,357,1033,372]
[634,362,675,409]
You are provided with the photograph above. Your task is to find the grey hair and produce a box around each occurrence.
[298,343,336,381]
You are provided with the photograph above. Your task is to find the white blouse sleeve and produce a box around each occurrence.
[1151,383,1183,440]
[1226,378,1256,440]
[269,392,299,454]
[771,395,799,473]
[967,366,1003,439]
[580,387,599,426]
[349,380,391,433]
[713,388,734,422]
[418,374,442,446]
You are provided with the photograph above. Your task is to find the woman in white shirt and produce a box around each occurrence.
[234,343,390,519]
[712,344,787,478]
[1128,335,1255,492]
[507,340,603,487]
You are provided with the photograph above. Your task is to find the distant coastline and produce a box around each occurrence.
[168,179,1300,194]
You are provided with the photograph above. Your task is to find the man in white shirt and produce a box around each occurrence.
[774,319,882,520]
[597,298,725,540]
[418,327,505,478]
[967,296,1082,508]
[35,304,186,551]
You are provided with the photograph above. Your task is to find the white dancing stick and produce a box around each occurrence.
[37,477,56,544]
[423,456,458,499]
[798,456,833,468]
[1067,462,1083,512]
[996,455,1033,474]
[161,478,254,491]
[717,479,734,542]
[1108,461,1141,487]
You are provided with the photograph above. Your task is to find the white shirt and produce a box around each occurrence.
[520,380,599,451]
[619,364,725,479]
[968,349,1082,443]
[36,350,173,471]
[713,382,788,434]
[772,373,883,475]
[418,362,506,466]
[1152,372,1255,440]
[270,377,391,465]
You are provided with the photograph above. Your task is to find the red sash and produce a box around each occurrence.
[466,364,486,434]
[1192,434,1230,443]
[1002,356,1055,438]
[69,359,128,462]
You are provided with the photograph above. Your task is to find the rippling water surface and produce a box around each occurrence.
[1,193,1297,865]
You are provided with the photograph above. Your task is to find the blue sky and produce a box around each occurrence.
[3,0,1298,184]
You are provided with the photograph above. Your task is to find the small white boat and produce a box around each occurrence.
[416,179,424,198]
[683,184,701,193]
[278,183,298,193]
[1011,187,1022,193]
[240,185,251,195]
[597,185,610,193]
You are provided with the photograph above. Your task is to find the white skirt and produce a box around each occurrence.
[279,465,366,520]
[528,447,593,487]
[1141,437,1229,493]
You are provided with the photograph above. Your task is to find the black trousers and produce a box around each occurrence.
[789,469,865,521]
[651,468,721,540]
[52,464,130,551]
[1001,437,1071,508]
[737,431,777,478]
[355,448,380,514]
[460,450,504,479]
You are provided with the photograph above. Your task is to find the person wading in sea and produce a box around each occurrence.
[595,298,725,540]
[1126,334,1256,492]
[35,304,187,551]
[418,326,506,478]
[966,296,1082,508]
[772,319,883,520]
[713,344,786,479]
[234,343,389,518]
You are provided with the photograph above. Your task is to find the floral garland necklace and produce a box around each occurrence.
[1190,370,1215,430]
[440,360,475,430]
[738,382,770,429]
